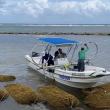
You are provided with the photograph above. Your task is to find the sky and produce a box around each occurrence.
[0,0,110,24]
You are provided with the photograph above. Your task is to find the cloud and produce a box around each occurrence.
[0,0,110,24]
[0,0,6,15]
[0,0,5,4]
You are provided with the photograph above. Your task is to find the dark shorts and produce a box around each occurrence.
[48,60,54,66]
[42,56,45,64]
[78,59,85,71]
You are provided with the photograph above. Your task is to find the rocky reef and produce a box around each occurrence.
[0,32,110,35]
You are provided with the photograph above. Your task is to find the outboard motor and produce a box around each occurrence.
[32,52,40,57]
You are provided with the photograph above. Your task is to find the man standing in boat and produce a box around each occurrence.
[78,44,89,72]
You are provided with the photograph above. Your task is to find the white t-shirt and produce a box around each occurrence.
[42,51,45,56]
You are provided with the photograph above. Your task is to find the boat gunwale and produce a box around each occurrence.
[25,57,105,79]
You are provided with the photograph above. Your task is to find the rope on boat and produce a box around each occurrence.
[63,62,72,70]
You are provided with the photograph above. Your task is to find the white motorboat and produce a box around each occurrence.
[25,38,110,88]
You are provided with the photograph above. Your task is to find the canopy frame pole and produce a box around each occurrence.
[70,44,78,63]
[67,44,74,56]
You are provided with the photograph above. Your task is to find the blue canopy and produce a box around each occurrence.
[38,38,79,45]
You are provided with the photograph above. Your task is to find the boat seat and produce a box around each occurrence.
[56,58,69,66]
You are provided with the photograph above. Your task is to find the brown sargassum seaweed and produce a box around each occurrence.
[37,85,80,107]
[4,83,43,105]
[84,93,110,109]
[0,89,9,101]
[82,83,110,95]
[82,83,110,109]
[0,75,16,82]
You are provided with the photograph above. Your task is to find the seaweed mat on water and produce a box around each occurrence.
[0,75,16,82]
[84,93,110,109]
[4,83,43,105]
[0,89,9,101]
[37,85,80,107]
[82,82,110,95]
[82,83,110,109]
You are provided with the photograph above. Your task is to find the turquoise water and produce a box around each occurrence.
[0,32,110,110]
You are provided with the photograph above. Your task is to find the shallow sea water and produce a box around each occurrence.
[0,34,110,110]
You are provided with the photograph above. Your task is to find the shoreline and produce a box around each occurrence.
[0,32,110,35]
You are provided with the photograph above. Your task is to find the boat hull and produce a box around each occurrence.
[27,60,103,89]
[55,78,97,88]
